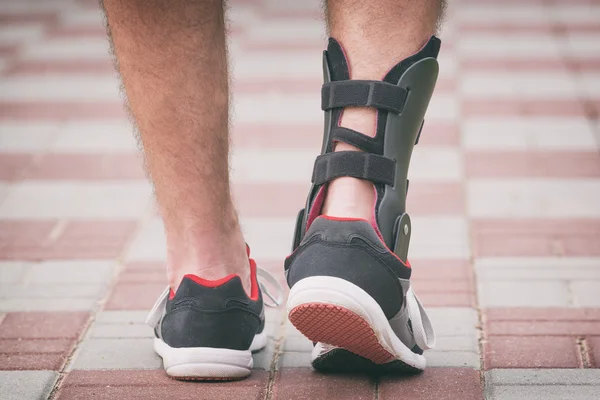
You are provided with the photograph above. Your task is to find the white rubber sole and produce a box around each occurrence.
[287,276,426,370]
[154,331,267,380]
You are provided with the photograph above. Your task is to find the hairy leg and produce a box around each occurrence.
[101,0,250,293]
[322,0,446,219]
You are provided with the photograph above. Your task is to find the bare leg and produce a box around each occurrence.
[101,0,249,293]
[322,0,445,219]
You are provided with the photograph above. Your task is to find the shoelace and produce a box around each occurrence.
[256,268,284,308]
[405,286,436,350]
[145,268,283,328]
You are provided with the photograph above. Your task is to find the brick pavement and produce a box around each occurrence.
[1,0,600,399]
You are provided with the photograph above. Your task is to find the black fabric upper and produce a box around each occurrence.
[286,217,411,319]
[157,275,264,350]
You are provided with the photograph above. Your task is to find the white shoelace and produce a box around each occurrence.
[145,268,283,328]
[256,268,285,308]
[405,286,436,350]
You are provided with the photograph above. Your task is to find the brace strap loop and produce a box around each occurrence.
[311,151,396,186]
[331,126,380,154]
[321,80,408,114]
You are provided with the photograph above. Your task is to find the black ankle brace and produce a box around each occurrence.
[292,36,442,262]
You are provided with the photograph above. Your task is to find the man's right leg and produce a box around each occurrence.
[101,0,266,380]
[285,0,445,373]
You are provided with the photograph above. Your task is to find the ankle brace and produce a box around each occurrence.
[292,36,441,262]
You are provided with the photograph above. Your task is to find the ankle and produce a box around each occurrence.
[321,138,376,221]
[164,212,251,295]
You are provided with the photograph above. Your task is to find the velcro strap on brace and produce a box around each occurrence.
[321,80,408,114]
[311,151,396,186]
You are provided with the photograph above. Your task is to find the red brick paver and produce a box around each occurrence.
[483,308,600,369]
[271,369,374,400]
[379,368,483,400]
[588,337,600,368]
[0,220,138,260]
[56,370,269,400]
[462,99,587,117]
[465,151,600,178]
[22,153,145,180]
[411,259,475,307]
[0,154,34,181]
[0,312,89,370]
[472,219,600,257]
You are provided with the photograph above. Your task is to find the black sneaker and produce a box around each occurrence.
[146,248,281,380]
[285,36,440,373]
[286,217,435,373]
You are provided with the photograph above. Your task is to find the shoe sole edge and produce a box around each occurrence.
[287,276,426,370]
[154,331,267,380]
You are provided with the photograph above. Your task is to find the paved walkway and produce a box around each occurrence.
[1,0,600,399]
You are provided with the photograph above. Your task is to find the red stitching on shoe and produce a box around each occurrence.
[248,257,259,301]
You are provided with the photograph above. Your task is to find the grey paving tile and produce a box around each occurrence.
[283,335,313,353]
[570,281,600,306]
[427,307,479,338]
[0,282,106,312]
[0,262,30,285]
[0,283,106,298]
[27,260,116,284]
[89,311,153,339]
[476,258,600,307]
[91,323,153,339]
[265,306,284,323]
[476,257,600,269]
[0,371,58,400]
[485,369,600,400]
[426,351,480,369]
[94,311,148,324]
[278,351,312,368]
[71,338,162,370]
[486,369,600,385]
[487,385,598,400]
[478,281,570,307]
[434,335,479,352]
[252,337,278,370]
[125,218,166,262]
[0,298,99,311]
[265,308,284,337]
[283,319,304,338]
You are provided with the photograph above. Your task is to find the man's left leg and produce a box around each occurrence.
[101,0,268,380]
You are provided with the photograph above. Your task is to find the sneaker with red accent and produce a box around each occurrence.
[146,251,281,381]
[285,216,435,373]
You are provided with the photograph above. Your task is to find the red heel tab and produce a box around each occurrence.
[182,273,238,288]
[245,244,260,301]
[248,258,259,301]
